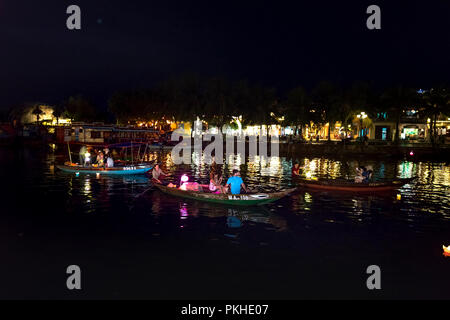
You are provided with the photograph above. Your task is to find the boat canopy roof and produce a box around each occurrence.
[81,142,149,149]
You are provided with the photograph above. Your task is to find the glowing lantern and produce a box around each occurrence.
[305,171,312,179]
[179,174,189,190]
[180,174,189,184]
[409,151,414,156]
[75,172,80,176]
[443,245,450,257]
[397,194,401,200]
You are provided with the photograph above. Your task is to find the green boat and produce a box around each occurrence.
[154,184,296,206]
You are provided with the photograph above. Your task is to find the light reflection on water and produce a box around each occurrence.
[1,148,449,241]
[58,152,449,220]
[1,147,449,299]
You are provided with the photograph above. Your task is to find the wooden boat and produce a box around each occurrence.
[57,163,153,175]
[154,183,296,206]
[296,177,416,192]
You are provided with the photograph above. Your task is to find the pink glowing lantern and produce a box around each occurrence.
[409,151,414,156]
[179,174,189,190]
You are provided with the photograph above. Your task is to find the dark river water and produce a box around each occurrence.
[0,146,449,299]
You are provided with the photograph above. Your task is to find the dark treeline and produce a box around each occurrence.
[107,75,449,144]
[3,75,449,144]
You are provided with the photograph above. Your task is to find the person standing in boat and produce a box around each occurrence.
[152,163,168,184]
[79,145,87,165]
[226,169,248,195]
[106,156,114,168]
[84,148,92,167]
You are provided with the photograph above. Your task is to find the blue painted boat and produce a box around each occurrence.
[56,164,153,175]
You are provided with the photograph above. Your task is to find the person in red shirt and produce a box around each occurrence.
[292,162,302,176]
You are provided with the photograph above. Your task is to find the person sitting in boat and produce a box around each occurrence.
[209,172,226,194]
[291,162,304,176]
[355,166,372,183]
[96,151,104,167]
[355,167,365,183]
[152,163,168,184]
[226,169,248,195]
[362,165,374,183]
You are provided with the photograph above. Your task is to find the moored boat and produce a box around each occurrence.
[296,177,416,192]
[57,163,153,175]
[154,183,296,206]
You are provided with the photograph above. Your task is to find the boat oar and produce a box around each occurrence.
[129,183,155,211]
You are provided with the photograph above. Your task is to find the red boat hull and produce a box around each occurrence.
[296,178,415,192]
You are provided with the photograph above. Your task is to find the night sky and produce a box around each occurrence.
[0,0,449,110]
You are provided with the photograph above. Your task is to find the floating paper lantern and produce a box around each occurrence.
[443,245,450,257]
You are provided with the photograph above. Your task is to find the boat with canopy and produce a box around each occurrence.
[57,141,153,175]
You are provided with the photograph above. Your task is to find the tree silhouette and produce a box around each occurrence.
[422,86,450,145]
[32,105,44,125]
[381,86,419,144]
[284,86,309,136]
[65,95,97,122]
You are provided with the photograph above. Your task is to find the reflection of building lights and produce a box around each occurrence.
[304,192,312,203]
[84,179,91,192]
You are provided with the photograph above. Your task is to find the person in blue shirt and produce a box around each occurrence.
[226,169,248,194]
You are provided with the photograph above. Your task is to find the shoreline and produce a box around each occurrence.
[1,139,449,162]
